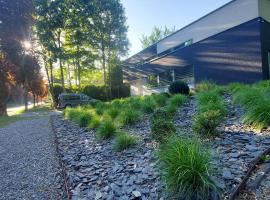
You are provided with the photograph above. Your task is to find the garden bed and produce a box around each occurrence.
[51,81,270,200]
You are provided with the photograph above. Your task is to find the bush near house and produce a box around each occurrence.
[169,80,190,95]
[157,137,217,199]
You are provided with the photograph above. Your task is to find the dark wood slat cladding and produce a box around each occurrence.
[125,18,266,84]
[260,19,270,80]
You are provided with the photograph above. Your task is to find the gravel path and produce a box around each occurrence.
[0,113,64,200]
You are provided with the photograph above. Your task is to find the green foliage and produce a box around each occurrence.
[141,97,157,113]
[77,111,92,127]
[106,107,120,119]
[114,131,138,151]
[169,94,187,107]
[140,25,175,48]
[97,119,116,140]
[165,103,177,117]
[169,81,190,95]
[152,94,168,107]
[152,108,172,121]
[118,109,141,125]
[194,110,223,137]
[233,84,270,130]
[88,114,101,129]
[157,137,217,199]
[194,90,227,137]
[151,118,176,142]
[196,80,217,92]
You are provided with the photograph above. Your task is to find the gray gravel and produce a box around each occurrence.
[0,114,65,200]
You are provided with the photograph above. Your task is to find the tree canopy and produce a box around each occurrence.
[140,26,175,49]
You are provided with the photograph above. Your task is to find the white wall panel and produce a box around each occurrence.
[157,0,259,54]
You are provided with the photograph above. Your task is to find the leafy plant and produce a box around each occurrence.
[106,107,120,119]
[152,94,168,107]
[114,131,138,151]
[141,97,157,113]
[169,81,190,95]
[157,137,217,199]
[151,118,176,142]
[97,119,116,140]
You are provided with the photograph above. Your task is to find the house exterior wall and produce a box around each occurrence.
[157,0,259,54]
[260,19,270,79]
[259,0,270,23]
[147,18,263,84]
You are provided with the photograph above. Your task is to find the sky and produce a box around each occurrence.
[121,0,231,57]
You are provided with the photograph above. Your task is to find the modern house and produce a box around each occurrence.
[123,0,270,96]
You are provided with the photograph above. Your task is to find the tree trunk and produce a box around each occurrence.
[57,30,65,91]
[76,45,81,91]
[101,43,109,100]
[33,95,36,107]
[24,79,28,111]
[0,102,7,116]
[67,63,72,89]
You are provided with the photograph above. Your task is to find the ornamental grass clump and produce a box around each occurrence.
[141,97,157,113]
[232,82,270,130]
[151,117,176,142]
[194,90,227,137]
[118,109,141,125]
[152,94,168,107]
[169,94,187,107]
[106,107,119,119]
[196,80,217,92]
[157,137,217,199]
[97,119,116,140]
[114,131,138,151]
[77,111,92,127]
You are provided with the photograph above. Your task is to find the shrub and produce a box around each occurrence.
[243,99,270,130]
[77,111,92,127]
[88,114,101,129]
[157,137,217,199]
[169,81,190,95]
[95,102,107,115]
[152,94,168,107]
[106,107,119,119]
[97,119,116,140]
[118,109,141,125]
[169,94,187,107]
[165,103,177,117]
[227,82,246,93]
[193,110,223,137]
[196,80,216,92]
[114,131,138,151]
[151,118,176,142]
[141,97,157,113]
[152,108,171,121]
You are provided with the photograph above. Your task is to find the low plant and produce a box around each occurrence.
[169,80,190,95]
[193,110,223,137]
[151,118,176,142]
[157,137,217,199]
[196,80,216,92]
[95,102,107,115]
[106,107,120,119]
[77,111,92,127]
[152,108,172,121]
[118,109,141,125]
[88,114,101,129]
[169,94,187,107]
[97,119,116,140]
[114,131,138,151]
[165,103,177,117]
[152,94,168,107]
[141,97,157,113]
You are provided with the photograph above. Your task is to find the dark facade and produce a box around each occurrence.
[124,18,270,85]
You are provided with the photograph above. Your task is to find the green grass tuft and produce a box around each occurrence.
[196,80,217,92]
[114,131,138,151]
[169,94,187,107]
[118,109,141,125]
[157,137,217,199]
[97,119,116,140]
[151,118,176,142]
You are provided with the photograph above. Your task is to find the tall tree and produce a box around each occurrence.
[0,0,34,115]
[140,26,175,48]
[90,0,129,99]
